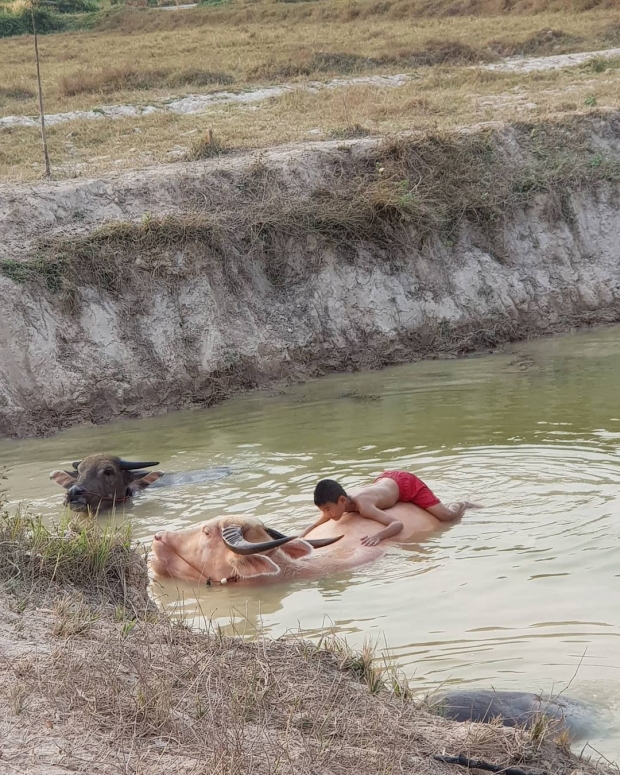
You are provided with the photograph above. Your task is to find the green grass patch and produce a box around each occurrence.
[0,257,66,291]
[0,510,134,589]
[0,6,68,37]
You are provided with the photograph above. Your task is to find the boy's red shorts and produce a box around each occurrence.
[374,470,440,509]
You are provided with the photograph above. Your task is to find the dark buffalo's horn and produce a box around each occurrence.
[118,459,160,470]
[72,461,81,469]
[265,527,343,549]
[222,525,296,555]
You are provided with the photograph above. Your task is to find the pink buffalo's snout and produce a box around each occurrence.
[150,528,199,580]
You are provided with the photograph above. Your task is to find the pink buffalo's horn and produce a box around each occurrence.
[305,536,344,548]
[221,525,297,555]
[265,527,344,548]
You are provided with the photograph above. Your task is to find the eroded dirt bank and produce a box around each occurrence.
[1,112,620,438]
[0,514,613,775]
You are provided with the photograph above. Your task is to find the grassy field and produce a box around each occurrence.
[0,0,619,180]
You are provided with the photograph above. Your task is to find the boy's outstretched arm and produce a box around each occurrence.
[300,512,331,538]
[356,501,403,546]
[426,501,482,522]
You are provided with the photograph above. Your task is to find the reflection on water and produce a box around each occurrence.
[2,326,620,760]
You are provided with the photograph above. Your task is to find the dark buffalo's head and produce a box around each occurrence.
[50,454,163,513]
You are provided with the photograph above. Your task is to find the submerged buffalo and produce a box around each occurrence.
[51,453,231,513]
[431,689,600,742]
[150,502,441,584]
[51,455,164,513]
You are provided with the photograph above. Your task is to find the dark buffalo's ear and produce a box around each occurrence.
[127,470,164,493]
[72,461,81,470]
[50,470,78,489]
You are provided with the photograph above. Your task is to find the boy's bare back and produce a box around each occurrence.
[346,479,401,513]
[307,473,480,547]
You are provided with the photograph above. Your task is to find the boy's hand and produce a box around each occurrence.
[360,534,381,546]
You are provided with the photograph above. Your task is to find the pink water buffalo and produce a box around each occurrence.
[149,503,444,585]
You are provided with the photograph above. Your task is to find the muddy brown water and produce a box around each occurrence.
[2,326,620,760]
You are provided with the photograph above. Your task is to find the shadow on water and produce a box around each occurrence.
[1,325,620,760]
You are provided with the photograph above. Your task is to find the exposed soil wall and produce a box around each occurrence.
[1,113,620,438]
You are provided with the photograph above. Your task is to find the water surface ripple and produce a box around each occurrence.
[2,326,620,759]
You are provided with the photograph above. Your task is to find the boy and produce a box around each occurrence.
[301,471,478,546]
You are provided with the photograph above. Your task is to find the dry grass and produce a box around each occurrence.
[2,57,620,182]
[59,64,234,96]
[0,509,152,614]
[3,113,619,303]
[0,0,619,119]
[185,127,227,159]
[0,507,613,773]
[1,0,620,183]
[0,589,611,775]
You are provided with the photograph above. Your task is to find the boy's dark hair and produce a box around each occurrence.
[314,479,347,506]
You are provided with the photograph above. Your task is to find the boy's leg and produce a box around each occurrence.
[426,501,481,522]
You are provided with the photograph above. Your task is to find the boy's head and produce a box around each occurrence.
[314,479,348,520]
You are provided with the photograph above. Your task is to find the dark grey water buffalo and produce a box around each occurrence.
[50,453,231,513]
[431,690,599,741]
[50,454,164,513]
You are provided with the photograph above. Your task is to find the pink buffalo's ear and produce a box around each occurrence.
[230,554,280,578]
[50,470,77,489]
[277,539,313,560]
[128,471,164,493]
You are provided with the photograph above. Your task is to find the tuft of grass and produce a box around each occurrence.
[327,123,371,140]
[490,28,584,57]
[0,85,35,103]
[343,639,386,694]
[185,128,227,159]
[60,65,233,96]
[250,41,493,80]
[0,510,144,610]
[0,257,65,291]
[53,597,100,636]
[583,56,620,73]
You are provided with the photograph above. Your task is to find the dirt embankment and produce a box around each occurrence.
[1,112,620,438]
[1,591,610,775]
[0,514,613,775]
